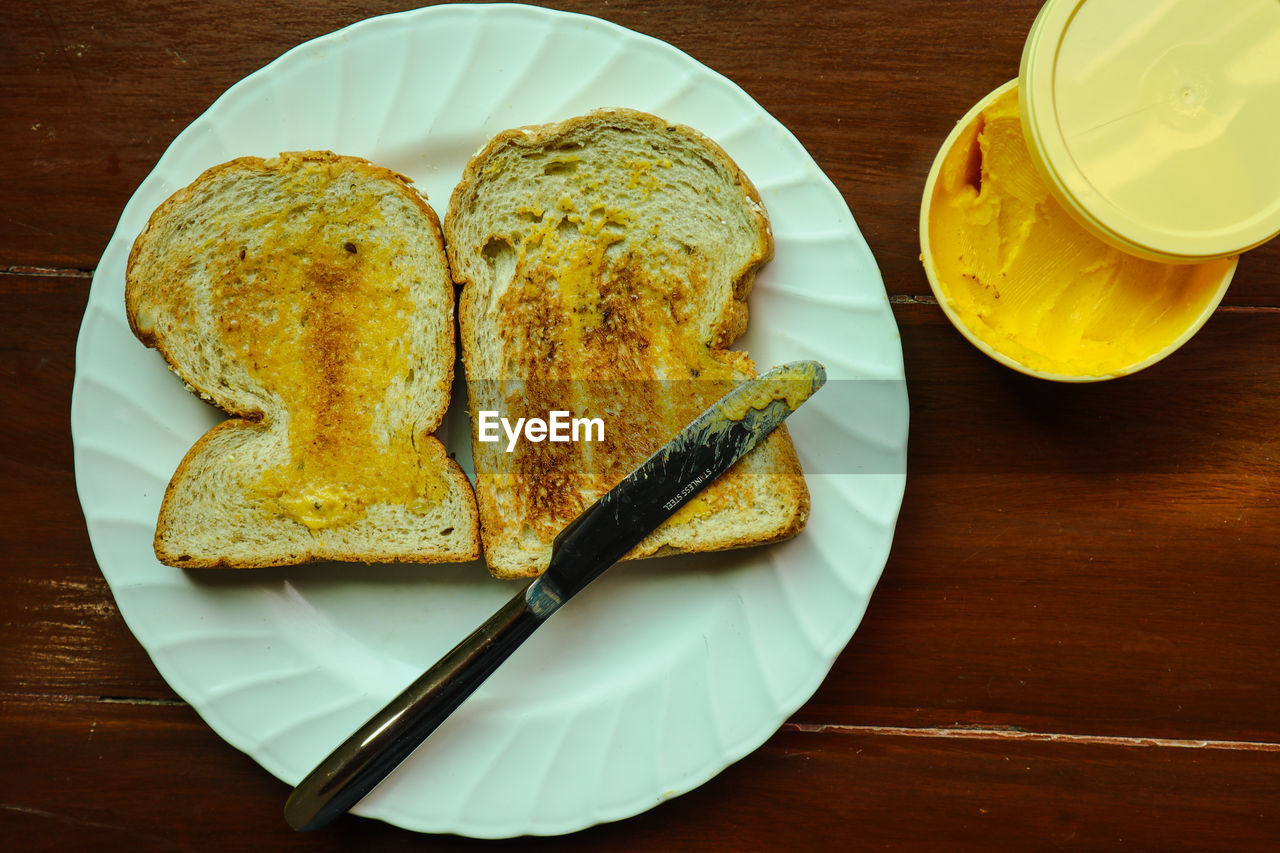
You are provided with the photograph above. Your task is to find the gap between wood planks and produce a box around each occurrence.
[95,695,188,706]
[15,691,1280,753]
[4,691,186,707]
[2,265,93,278]
[782,722,1280,752]
[5,266,1280,313]
[885,294,1280,313]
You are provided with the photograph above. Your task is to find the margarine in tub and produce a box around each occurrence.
[920,0,1279,381]
[922,82,1235,380]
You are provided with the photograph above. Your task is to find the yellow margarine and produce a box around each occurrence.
[926,85,1234,378]
[214,166,447,530]
[666,495,713,526]
[717,361,821,422]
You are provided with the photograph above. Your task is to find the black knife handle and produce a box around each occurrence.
[284,586,544,832]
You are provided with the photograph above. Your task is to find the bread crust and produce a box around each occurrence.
[128,150,480,568]
[445,110,808,578]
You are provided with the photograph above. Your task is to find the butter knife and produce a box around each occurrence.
[284,360,826,831]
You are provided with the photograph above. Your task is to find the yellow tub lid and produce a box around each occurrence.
[1019,0,1280,262]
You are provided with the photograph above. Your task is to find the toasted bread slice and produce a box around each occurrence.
[126,151,480,567]
[446,109,809,578]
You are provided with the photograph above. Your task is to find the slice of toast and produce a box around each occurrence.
[445,109,809,578]
[126,151,480,567]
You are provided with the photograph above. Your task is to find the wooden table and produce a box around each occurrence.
[5,0,1279,848]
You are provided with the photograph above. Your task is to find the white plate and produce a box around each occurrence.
[71,3,908,837]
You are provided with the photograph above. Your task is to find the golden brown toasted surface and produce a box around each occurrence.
[126,150,479,566]
[446,109,807,577]
[207,164,445,529]
[491,248,750,542]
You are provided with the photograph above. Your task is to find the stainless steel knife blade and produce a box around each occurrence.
[526,359,827,616]
[284,360,826,831]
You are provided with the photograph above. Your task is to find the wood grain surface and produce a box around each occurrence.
[3,0,1278,849]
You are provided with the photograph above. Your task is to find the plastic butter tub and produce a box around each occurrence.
[921,0,1280,381]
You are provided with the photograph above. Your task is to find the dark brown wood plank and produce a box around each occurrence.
[3,0,1277,303]
[0,273,173,699]
[3,694,1278,851]
[798,303,1280,741]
